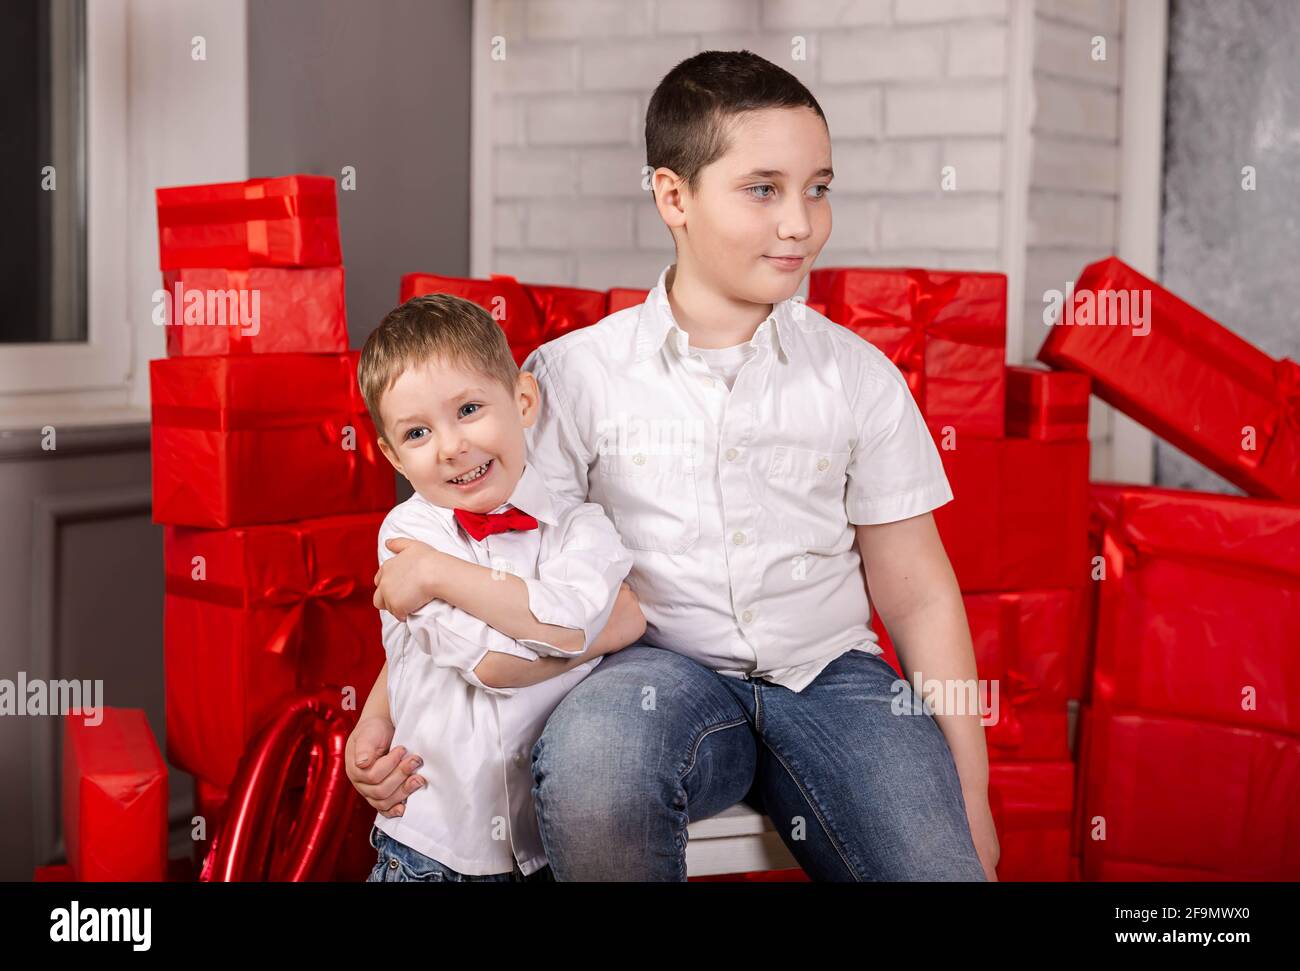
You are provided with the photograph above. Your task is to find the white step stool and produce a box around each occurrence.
[684,803,800,877]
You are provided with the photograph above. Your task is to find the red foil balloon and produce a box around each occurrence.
[201,690,356,881]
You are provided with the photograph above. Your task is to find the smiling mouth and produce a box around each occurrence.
[448,459,493,485]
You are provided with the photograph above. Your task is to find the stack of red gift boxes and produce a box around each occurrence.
[148,175,391,880]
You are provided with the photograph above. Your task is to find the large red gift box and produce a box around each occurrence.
[872,588,1086,763]
[1005,365,1090,441]
[164,512,386,788]
[1077,486,1300,879]
[1038,255,1300,501]
[930,425,1090,592]
[606,287,650,314]
[150,351,394,528]
[1078,709,1300,880]
[990,761,1074,881]
[156,175,342,271]
[809,267,1007,439]
[160,267,348,357]
[63,708,168,881]
[399,272,604,365]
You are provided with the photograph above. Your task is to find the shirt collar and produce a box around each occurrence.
[414,460,558,528]
[633,263,794,364]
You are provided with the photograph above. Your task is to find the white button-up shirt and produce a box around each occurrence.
[373,462,632,876]
[522,263,954,694]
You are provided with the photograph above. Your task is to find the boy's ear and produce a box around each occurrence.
[376,435,405,476]
[516,371,541,428]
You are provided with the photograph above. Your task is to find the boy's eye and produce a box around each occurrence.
[810,184,832,199]
[404,426,428,442]
[747,184,776,200]
[458,402,481,419]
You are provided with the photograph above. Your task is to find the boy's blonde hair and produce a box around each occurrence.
[358,293,519,443]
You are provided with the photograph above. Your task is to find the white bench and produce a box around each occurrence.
[684,803,800,876]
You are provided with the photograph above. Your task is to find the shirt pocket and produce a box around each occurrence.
[764,445,852,552]
[595,448,700,554]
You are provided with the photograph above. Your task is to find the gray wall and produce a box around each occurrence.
[1157,0,1300,493]
[248,0,473,346]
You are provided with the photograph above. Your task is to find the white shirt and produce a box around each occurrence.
[522,263,954,693]
[373,462,633,875]
[692,340,753,391]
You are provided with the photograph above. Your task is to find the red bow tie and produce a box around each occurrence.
[453,506,539,542]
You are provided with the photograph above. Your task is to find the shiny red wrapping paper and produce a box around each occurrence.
[156,175,342,270]
[872,587,1086,763]
[399,272,604,364]
[150,351,394,528]
[1005,365,1090,441]
[163,512,386,788]
[1076,486,1300,879]
[606,287,650,314]
[809,267,1007,438]
[929,424,1090,591]
[1038,256,1300,500]
[989,762,1075,881]
[63,708,168,881]
[160,267,348,357]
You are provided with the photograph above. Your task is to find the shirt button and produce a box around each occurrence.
[817,457,830,471]
[725,447,739,461]
[632,453,646,465]
[513,752,525,767]
[732,530,746,545]
[741,610,753,623]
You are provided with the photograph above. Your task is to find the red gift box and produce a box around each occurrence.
[990,761,1075,881]
[164,512,385,788]
[606,287,650,314]
[156,175,342,271]
[399,272,603,365]
[1005,365,1090,441]
[809,267,1007,438]
[930,425,1090,592]
[1039,256,1300,501]
[63,708,168,882]
[159,267,348,357]
[873,588,1085,763]
[150,351,394,528]
[1079,710,1300,880]
[1092,486,1300,735]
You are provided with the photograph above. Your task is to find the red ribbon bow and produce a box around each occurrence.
[454,506,539,542]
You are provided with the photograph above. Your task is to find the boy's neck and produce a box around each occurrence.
[665,262,775,350]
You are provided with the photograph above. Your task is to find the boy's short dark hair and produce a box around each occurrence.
[358,293,518,444]
[645,49,827,195]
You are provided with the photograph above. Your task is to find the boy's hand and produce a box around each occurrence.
[345,715,426,816]
[588,582,647,657]
[373,538,443,620]
[965,792,1001,882]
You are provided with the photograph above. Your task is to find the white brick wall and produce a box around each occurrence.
[480,0,1126,355]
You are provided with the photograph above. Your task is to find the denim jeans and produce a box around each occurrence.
[365,825,555,882]
[530,641,987,881]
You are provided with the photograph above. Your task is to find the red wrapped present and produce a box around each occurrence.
[990,761,1075,881]
[606,287,650,314]
[1039,256,1300,500]
[399,272,602,365]
[34,864,76,881]
[164,512,385,788]
[159,267,347,357]
[63,708,168,882]
[1079,710,1300,880]
[1092,486,1300,735]
[150,351,394,528]
[156,175,342,270]
[873,588,1085,763]
[1005,365,1090,441]
[930,425,1090,591]
[809,267,1007,438]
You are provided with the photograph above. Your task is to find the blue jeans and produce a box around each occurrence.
[365,825,555,882]
[530,641,986,881]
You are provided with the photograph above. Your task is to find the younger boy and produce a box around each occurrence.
[354,293,642,881]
